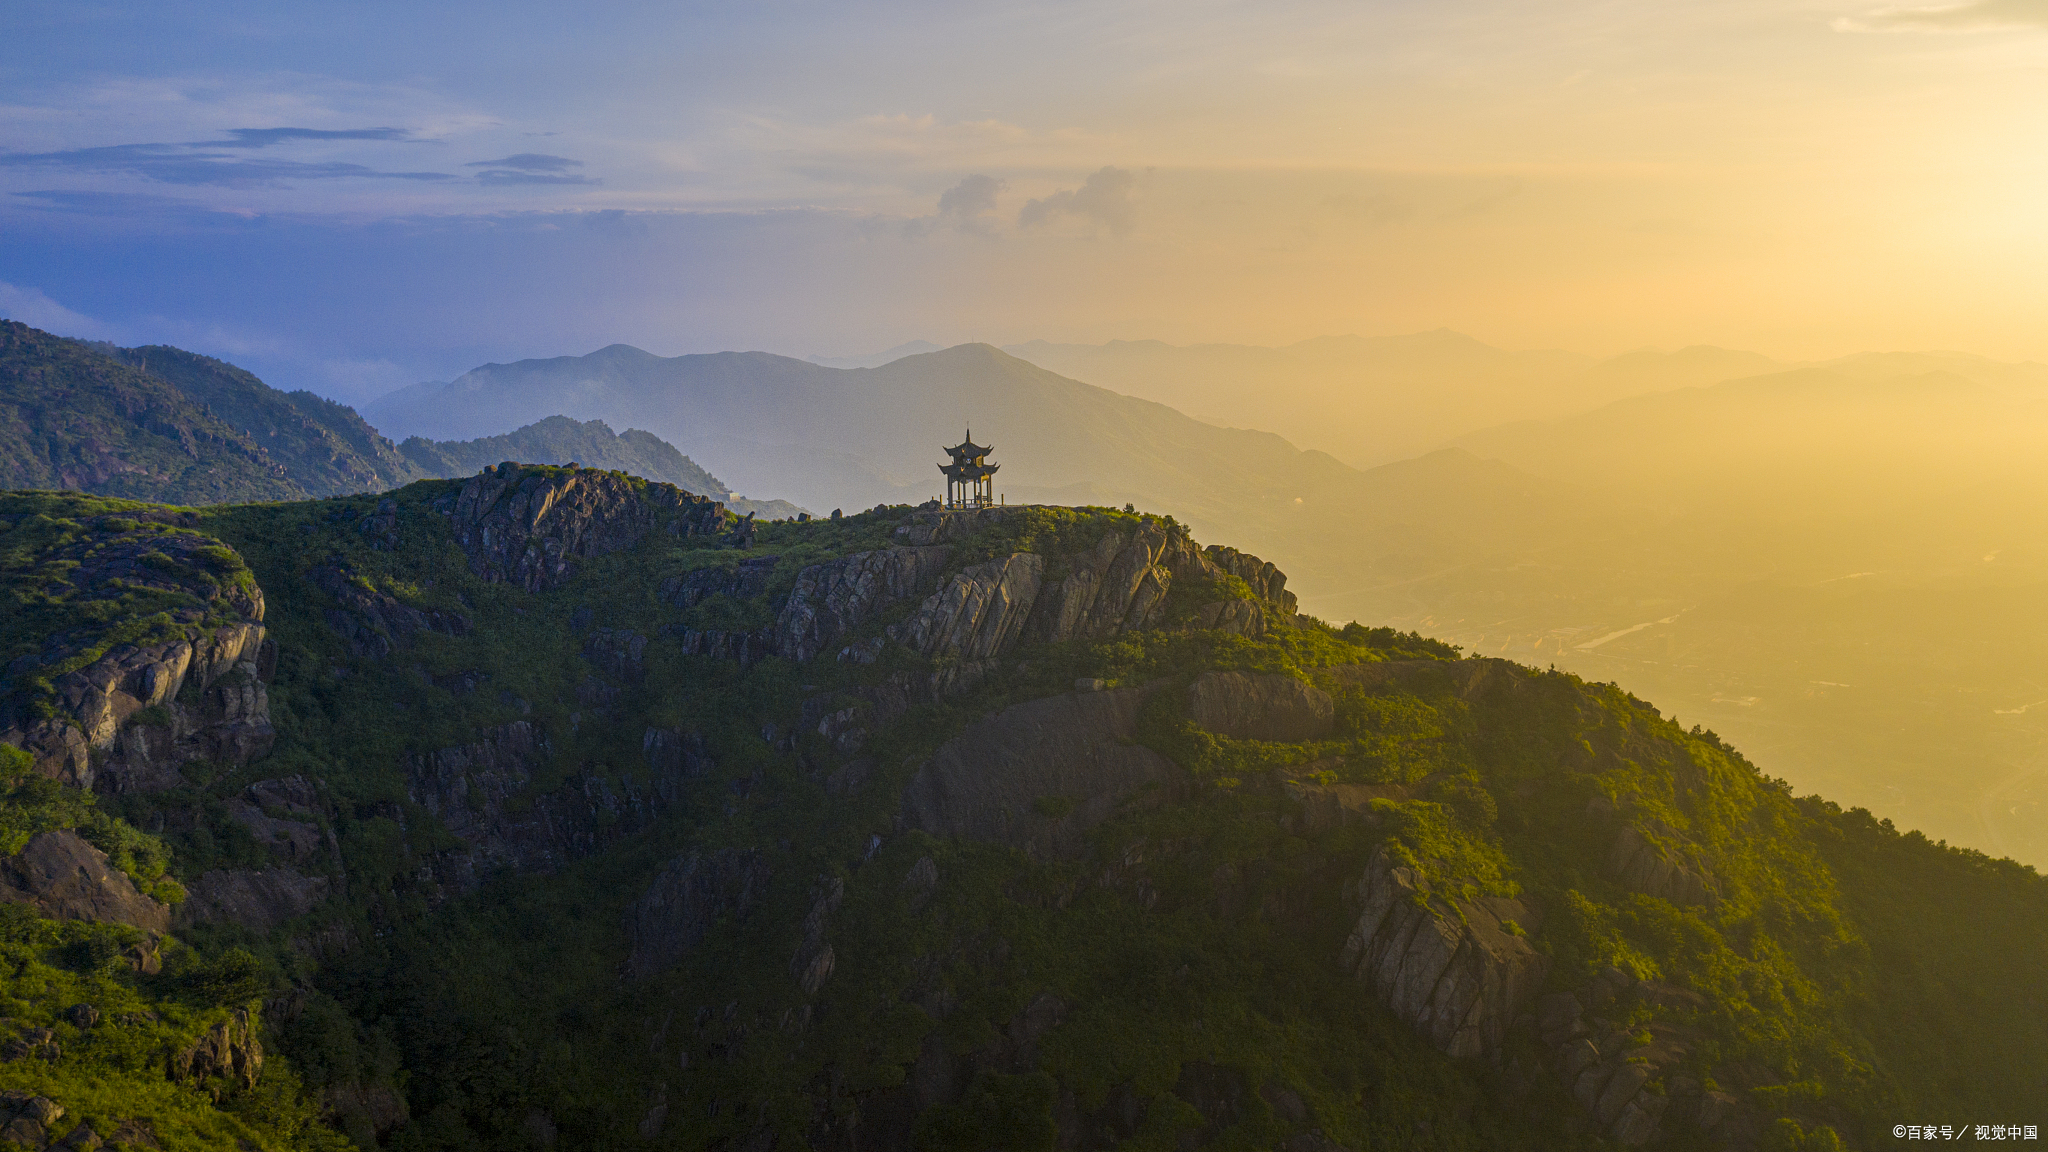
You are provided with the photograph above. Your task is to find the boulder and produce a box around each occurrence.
[1609,824,1719,908]
[1338,846,1545,1059]
[1187,671,1335,742]
[246,774,319,814]
[627,849,771,980]
[902,684,1188,859]
[449,463,725,592]
[173,869,329,931]
[169,1007,263,1090]
[0,831,169,934]
[772,546,950,662]
[1194,598,1266,637]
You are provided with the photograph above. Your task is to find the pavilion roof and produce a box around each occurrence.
[944,427,993,458]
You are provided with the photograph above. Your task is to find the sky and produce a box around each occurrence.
[7,0,2048,404]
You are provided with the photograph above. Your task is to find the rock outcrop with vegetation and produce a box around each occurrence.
[0,468,2039,1152]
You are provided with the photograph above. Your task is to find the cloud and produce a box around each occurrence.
[475,169,600,186]
[214,127,417,148]
[467,153,584,172]
[907,174,1007,237]
[1019,167,1138,236]
[10,189,214,217]
[0,282,124,341]
[0,141,455,187]
[1836,0,2048,31]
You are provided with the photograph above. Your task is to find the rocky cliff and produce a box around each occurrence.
[0,831,171,934]
[405,720,712,894]
[1338,844,1544,1059]
[0,501,271,790]
[447,463,726,591]
[901,684,1186,859]
[773,545,950,662]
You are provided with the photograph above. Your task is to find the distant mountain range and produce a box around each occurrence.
[1001,334,1781,468]
[0,321,794,514]
[358,341,1609,577]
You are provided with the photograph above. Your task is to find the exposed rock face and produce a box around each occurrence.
[96,652,275,795]
[406,721,709,894]
[889,553,1045,666]
[0,831,170,934]
[582,627,648,682]
[661,514,1300,690]
[772,546,950,662]
[0,513,278,790]
[225,798,323,864]
[1609,823,1719,908]
[1203,545,1297,615]
[1187,671,1336,742]
[670,626,775,665]
[450,463,725,592]
[173,868,328,931]
[1280,774,1420,837]
[311,565,470,659]
[1194,598,1266,637]
[791,876,844,996]
[169,1007,263,1091]
[1537,970,1757,1147]
[7,624,267,792]
[1338,846,1544,1059]
[902,684,1187,859]
[1025,524,1187,644]
[247,773,320,814]
[627,848,771,980]
[661,554,781,609]
[642,728,715,780]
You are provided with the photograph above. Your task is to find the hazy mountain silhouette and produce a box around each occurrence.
[805,339,942,369]
[1446,364,2048,516]
[360,339,1606,588]
[1001,332,1786,468]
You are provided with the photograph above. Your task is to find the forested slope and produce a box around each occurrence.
[0,472,2039,1150]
